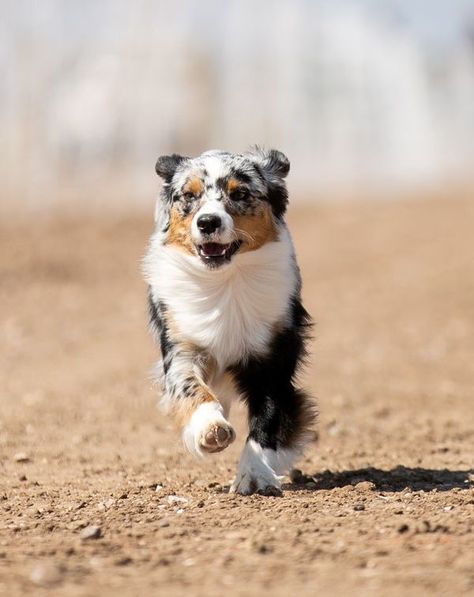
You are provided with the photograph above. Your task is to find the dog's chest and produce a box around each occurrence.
[154,245,296,368]
[175,270,289,367]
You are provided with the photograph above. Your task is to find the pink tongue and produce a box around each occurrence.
[202,243,227,257]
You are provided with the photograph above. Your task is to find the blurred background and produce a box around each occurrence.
[2,3,474,595]
[2,0,474,214]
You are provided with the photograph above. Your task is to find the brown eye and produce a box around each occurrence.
[231,188,250,201]
[183,192,195,200]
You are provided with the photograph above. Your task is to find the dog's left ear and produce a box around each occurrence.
[155,153,188,184]
[249,148,290,218]
[255,148,290,179]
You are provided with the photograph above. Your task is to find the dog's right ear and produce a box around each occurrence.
[155,154,188,184]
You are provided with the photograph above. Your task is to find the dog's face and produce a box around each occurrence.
[154,149,290,269]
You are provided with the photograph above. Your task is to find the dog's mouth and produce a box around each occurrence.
[197,241,242,267]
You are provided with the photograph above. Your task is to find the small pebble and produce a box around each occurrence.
[98,498,115,511]
[354,503,365,511]
[80,525,102,540]
[14,452,30,463]
[115,556,132,566]
[255,542,272,554]
[29,562,62,586]
[166,495,188,505]
[290,469,305,484]
[158,520,171,528]
[354,481,376,492]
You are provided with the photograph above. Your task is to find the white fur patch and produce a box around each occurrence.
[230,439,300,495]
[201,153,228,183]
[208,372,239,419]
[144,224,297,369]
[182,401,232,457]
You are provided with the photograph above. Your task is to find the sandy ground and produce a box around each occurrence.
[1,196,473,597]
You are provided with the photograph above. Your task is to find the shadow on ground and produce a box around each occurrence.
[287,466,473,492]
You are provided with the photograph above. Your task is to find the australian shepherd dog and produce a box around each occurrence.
[143,148,315,495]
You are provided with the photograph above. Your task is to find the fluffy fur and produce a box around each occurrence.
[143,148,315,495]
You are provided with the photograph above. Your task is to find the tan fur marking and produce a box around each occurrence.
[170,391,217,428]
[166,338,220,428]
[183,177,204,197]
[234,204,278,253]
[171,353,219,427]
[227,178,240,194]
[167,207,195,254]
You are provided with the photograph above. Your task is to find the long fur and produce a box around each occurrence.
[143,148,316,495]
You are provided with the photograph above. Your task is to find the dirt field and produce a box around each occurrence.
[1,196,473,597]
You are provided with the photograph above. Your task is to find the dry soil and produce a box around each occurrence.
[1,196,473,596]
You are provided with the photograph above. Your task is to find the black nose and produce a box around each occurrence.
[197,214,222,234]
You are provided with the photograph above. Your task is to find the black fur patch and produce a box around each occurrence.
[148,292,173,373]
[229,296,316,450]
[155,154,188,183]
[262,149,290,178]
[265,179,289,219]
[251,162,288,219]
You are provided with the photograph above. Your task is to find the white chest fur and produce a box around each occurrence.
[145,225,298,368]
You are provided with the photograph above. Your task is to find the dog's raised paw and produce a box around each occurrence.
[200,422,235,453]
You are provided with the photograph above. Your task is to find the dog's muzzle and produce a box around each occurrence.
[197,240,242,268]
[193,204,240,268]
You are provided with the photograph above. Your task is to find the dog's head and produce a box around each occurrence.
[154,148,290,269]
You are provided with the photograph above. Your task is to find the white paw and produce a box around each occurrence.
[200,420,235,453]
[230,468,282,496]
[183,402,235,457]
[230,440,284,496]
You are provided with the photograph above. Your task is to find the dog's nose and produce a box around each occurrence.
[197,214,222,234]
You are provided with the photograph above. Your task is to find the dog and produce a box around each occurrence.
[143,148,315,495]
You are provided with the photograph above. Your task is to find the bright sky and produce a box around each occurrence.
[351,0,474,47]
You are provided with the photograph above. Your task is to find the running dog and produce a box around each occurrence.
[143,148,315,495]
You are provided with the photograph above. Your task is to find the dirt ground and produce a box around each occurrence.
[1,195,473,597]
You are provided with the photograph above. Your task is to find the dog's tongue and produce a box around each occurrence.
[201,243,228,257]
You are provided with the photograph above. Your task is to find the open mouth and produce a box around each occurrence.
[197,241,242,266]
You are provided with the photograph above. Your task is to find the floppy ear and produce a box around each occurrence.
[254,148,290,179]
[248,147,290,218]
[155,154,188,183]
[154,154,187,231]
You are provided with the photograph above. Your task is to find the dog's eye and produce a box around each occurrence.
[183,192,196,201]
[231,188,250,201]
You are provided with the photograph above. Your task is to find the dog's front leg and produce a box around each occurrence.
[162,346,235,456]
